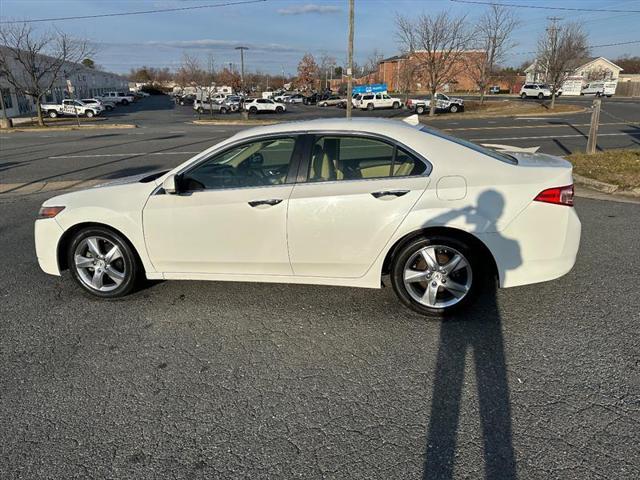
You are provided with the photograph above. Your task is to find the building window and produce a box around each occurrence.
[1,88,13,109]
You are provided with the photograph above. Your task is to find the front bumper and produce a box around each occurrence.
[34,218,64,276]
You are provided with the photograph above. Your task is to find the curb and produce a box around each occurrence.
[422,106,586,121]
[192,119,281,126]
[0,123,137,133]
[573,173,619,194]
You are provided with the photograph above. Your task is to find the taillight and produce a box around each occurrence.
[534,184,574,207]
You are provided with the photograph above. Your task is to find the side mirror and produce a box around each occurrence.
[163,174,178,194]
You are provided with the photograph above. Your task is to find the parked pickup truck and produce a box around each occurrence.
[41,99,103,118]
[101,91,135,105]
[407,93,464,114]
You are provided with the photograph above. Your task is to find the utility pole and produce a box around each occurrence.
[235,46,249,92]
[346,0,354,119]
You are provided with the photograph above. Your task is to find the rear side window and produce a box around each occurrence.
[308,136,426,182]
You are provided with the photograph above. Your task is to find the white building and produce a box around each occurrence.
[0,48,128,118]
[524,57,623,95]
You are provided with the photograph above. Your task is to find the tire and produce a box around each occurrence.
[367,103,374,111]
[596,92,602,97]
[220,107,228,114]
[416,105,425,115]
[606,95,612,98]
[48,110,58,118]
[121,99,129,106]
[85,110,94,118]
[106,105,114,111]
[390,235,485,317]
[537,93,543,99]
[392,101,400,109]
[321,102,328,107]
[197,107,204,114]
[67,226,141,298]
[580,92,585,96]
[520,92,527,99]
[179,101,185,106]
[276,106,284,113]
[249,106,258,114]
[449,104,459,113]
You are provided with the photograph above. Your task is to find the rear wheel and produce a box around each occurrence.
[537,93,543,99]
[276,106,284,113]
[121,99,129,105]
[220,107,228,114]
[392,101,400,109]
[367,103,374,111]
[68,226,140,298]
[391,236,483,317]
[85,110,94,118]
[249,106,258,114]
[416,105,425,115]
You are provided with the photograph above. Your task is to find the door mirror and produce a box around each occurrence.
[163,174,178,194]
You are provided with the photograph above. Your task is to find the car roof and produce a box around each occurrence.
[229,117,422,142]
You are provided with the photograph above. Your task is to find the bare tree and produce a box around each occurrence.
[318,52,337,90]
[536,20,589,109]
[468,5,519,104]
[363,48,384,82]
[0,22,93,126]
[395,12,471,116]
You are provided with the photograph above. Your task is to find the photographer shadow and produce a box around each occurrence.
[422,190,521,480]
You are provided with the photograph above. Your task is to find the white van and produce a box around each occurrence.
[581,82,616,97]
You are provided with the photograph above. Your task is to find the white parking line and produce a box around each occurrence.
[469,133,632,141]
[48,151,200,159]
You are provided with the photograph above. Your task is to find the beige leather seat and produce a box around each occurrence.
[310,143,336,181]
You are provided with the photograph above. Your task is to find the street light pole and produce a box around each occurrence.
[235,46,249,92]
[346,0,354,119]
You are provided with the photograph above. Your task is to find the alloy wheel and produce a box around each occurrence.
[402,245,472,308]
[74,236,127,292]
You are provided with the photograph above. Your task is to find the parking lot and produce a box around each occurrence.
[1,95,639,479]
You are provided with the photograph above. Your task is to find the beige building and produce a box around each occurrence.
[524,57,623,95]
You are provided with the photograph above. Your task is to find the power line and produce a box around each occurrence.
[512,39,640,56]
[0,0,267,24]
[450,0,640,14]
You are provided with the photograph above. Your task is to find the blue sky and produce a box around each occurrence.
[1,0,639,75]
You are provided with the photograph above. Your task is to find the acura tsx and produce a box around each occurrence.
[35,117,581,316]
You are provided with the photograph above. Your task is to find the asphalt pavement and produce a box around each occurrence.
[1,94,639,479]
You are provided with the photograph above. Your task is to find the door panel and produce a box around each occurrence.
[143,185,293,274]
[288,177,429,277]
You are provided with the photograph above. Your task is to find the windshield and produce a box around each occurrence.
[420,125,517,165]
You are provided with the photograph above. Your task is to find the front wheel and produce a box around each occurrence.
[521,93,527,99]
[392,101,400,109]
[249,106,258,114]
[449,104,459,113]
[220,107,228,114]
[275,106,284,113]
[68,226,140,298]
[367,103,374,111]
[106,105,114,111]
[416,105,425,115]
[85,110,94,118]
[390,236,483,317]
[321,102,328,107]
[121,99,129,105]
[537,93,543,99]
[48,110,58,118]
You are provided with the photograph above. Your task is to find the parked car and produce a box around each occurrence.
[407,93,464,114]
[303,93,319,105]
[82,98,115,111]
[489,86,501,94]
[34,117,581,317]
[177,94,196,106]
[41,99,102,118]
[318,95,343,107]
[274,93,292,103]
[132,91,150,98]
[102,91,135,105]
[358,93,403,110]
[222,95,242,111]
[581,81,616,97]
[519,83,558,99]
[193,99,231,114]
[244,98,286,113]
[286,94,305,104]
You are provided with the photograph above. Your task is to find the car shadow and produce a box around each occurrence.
[421,190,520,479]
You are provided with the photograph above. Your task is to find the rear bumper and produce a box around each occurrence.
[34,219,64,276]
[479,203,581,288]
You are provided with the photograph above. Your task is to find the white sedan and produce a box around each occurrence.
[34,117,581,316]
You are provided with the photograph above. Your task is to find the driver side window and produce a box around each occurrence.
[181,137,297,191]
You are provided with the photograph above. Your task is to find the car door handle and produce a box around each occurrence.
[248,199,283,207]
[371,190,410,199]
